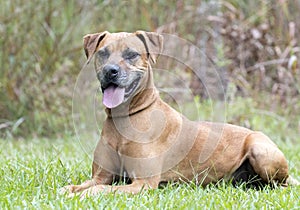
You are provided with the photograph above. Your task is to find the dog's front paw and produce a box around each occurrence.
[59,185,74,195]
[59,184,84,196]
[79,185,107,200]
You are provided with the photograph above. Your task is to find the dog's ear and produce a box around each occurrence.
[135,31,163,64]
[83,31,108,61]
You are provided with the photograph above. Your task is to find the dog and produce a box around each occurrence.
[62,30,298,198]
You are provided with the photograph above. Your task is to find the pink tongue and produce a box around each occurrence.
[103,86,125,108]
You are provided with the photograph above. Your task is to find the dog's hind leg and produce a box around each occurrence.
[245,132,289,186]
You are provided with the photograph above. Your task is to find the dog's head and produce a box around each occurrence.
[83,31,163,109]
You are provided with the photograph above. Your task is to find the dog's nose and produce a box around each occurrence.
[102,64,120,80]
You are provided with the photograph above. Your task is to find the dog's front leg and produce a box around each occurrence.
[80,176,161,198]
[60,165,114,195]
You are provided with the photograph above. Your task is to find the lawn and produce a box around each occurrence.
[0,135,299,209]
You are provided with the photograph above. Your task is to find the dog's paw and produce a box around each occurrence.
[59,185,76,195]
[79,185,107,200]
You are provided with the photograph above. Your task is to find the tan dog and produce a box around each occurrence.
[62,31,298,197]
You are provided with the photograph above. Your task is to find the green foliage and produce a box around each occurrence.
[1,0,86,137]
[0,0,180,137]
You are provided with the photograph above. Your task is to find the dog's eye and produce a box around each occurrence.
[96,48,110,63]
[123,51,140,61]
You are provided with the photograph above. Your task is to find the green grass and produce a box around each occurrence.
[0,136,299,209]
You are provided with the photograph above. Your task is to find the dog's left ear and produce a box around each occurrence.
[83,31,108,62]
[135,31,163,64]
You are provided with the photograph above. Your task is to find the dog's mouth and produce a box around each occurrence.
[124,76,140,98]
[101,76,141,109]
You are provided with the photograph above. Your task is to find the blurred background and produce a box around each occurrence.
[1,0,299,141]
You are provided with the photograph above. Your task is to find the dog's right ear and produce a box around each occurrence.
[83,31,108,62]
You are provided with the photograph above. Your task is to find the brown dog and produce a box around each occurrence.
[62,31,298,197]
